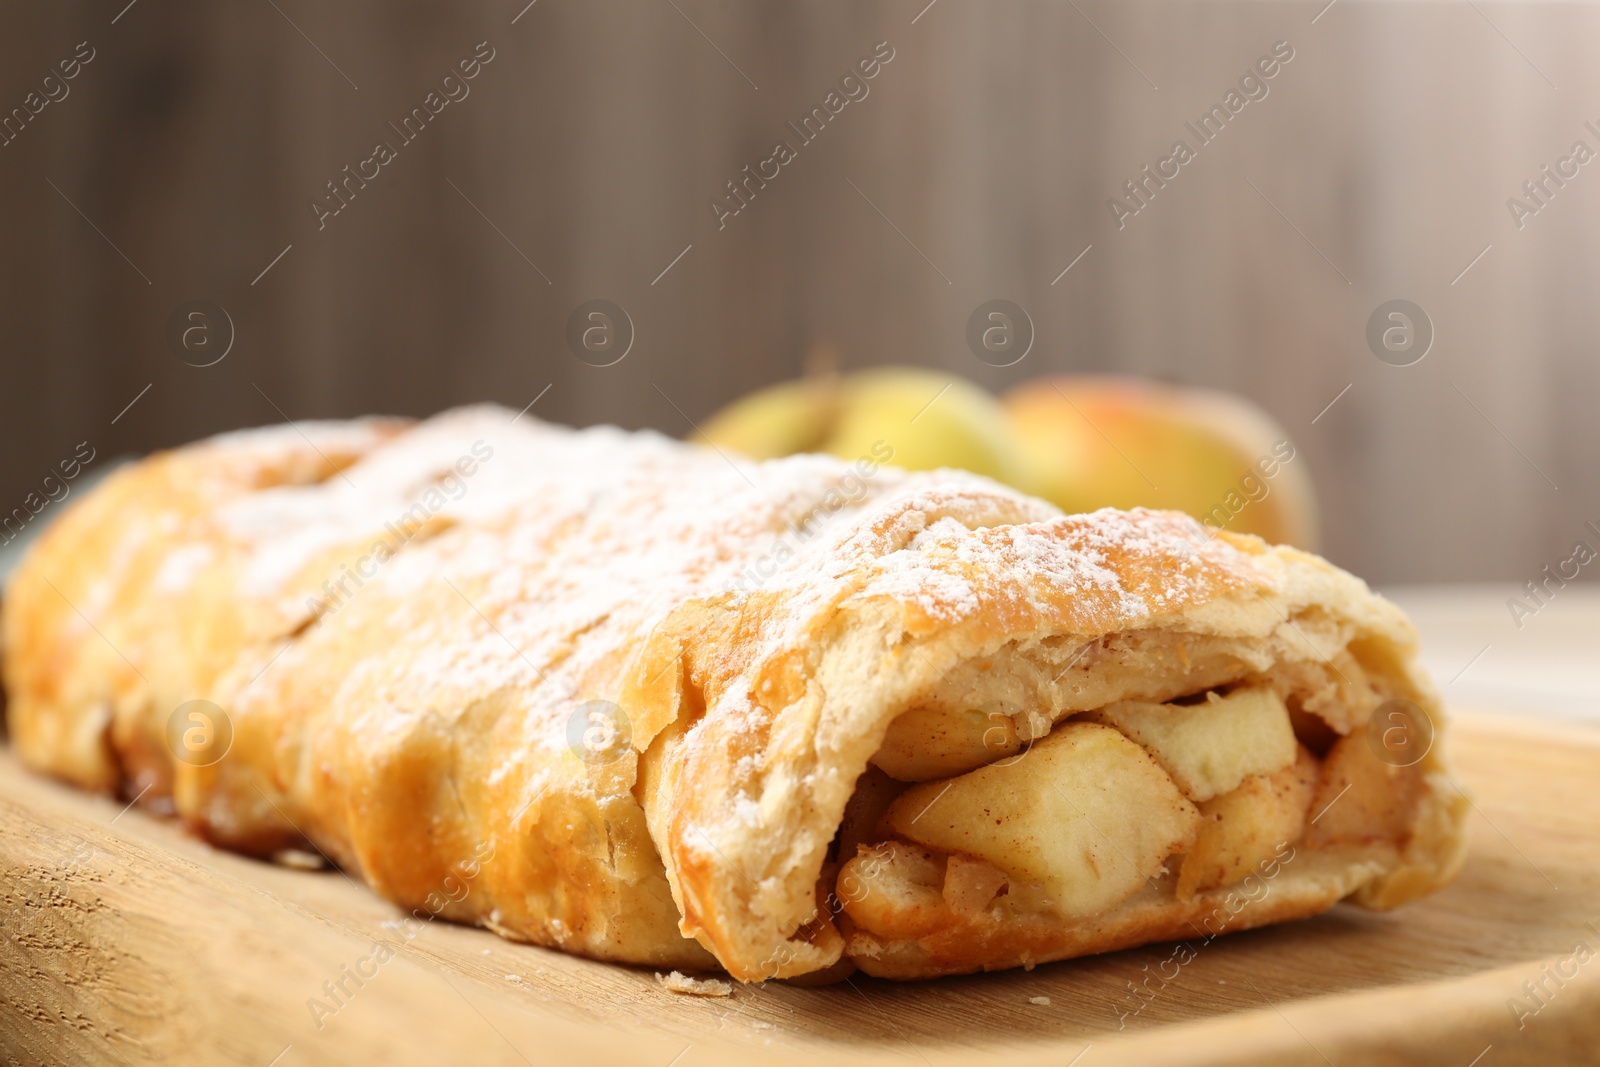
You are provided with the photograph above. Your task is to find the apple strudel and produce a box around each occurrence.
[3,406,1467,980]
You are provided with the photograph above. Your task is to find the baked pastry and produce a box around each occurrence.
[3,406,1468,980]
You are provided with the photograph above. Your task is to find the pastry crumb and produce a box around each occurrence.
[270,848,326,871]
[1029,996,1051,1006]
[506,974,523,983]
[656,970,734,997]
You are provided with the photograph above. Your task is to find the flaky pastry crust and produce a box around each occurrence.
[3,406,1467,980]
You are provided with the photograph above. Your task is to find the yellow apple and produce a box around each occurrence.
[695,374,841,460]
[699,366,1033,488]
[1002,377,1319,548]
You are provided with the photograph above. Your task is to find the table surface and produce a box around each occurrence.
[3,582,1598,1067]
[5,712,1597,1067]
[1382,584,1600,723]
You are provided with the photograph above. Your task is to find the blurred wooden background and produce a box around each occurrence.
[2,0,1597,584]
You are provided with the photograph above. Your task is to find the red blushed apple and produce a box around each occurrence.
[1001,377,1320,549]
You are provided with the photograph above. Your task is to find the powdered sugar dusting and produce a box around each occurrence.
[141,408,1271,768]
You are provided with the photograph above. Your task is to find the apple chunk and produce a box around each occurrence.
[1094,686,1297,802]
[883,722,1199,919]
[1177,744,1319,899]
[836,841,953,940]
[1304,723,1424,849]
[871,704,1025,781]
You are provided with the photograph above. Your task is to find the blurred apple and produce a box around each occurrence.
[1002,377,1319,549]
[700,365,1033,489]
[693,374,841,460]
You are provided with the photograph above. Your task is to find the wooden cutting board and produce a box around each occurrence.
[3,709,1598,1067]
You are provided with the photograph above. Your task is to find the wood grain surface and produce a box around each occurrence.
[2,709,1598,1066]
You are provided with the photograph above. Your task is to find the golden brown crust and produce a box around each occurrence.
[3,407,1467,981]
[639,510,1466,979]
[3,418,407,796]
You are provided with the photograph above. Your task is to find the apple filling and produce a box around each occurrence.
[835,679,1423,946]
